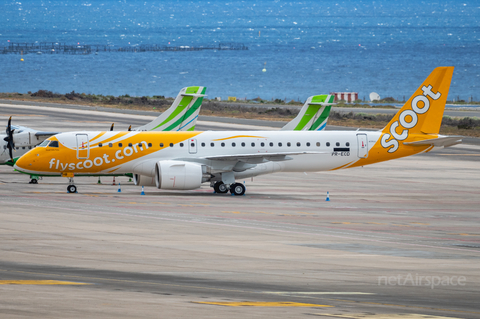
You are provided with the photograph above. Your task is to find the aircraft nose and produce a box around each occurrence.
[13,155,28,172]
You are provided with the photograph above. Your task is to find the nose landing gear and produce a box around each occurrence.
[67,177,77,193]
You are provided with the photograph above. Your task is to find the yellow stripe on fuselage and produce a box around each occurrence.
[212,135,266,141]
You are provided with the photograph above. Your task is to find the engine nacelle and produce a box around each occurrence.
[133,174,156,187]
[155,160,206,190]
[13,132,34,147]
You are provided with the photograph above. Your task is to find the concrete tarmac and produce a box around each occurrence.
[0,103,479,318]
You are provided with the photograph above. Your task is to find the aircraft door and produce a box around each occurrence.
[357,133,368,158]
[188,138,197,154]
[76,134,90,159]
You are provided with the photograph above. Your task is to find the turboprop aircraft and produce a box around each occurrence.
[1,117,57,168]
[3,86,206,183]
[14,67,462,195]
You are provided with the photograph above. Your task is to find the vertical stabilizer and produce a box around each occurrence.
[134,86,206,132]
[280,94,334,131]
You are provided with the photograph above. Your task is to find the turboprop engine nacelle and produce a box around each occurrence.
[155,160,208,190]
[13,132,34,147]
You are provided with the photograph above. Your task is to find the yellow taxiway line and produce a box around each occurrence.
[0,280,91,285]
[193,301,333,307]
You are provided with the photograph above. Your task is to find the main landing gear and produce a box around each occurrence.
[212,181,246,196]
[67,177,77,193]
[213,181,228,194]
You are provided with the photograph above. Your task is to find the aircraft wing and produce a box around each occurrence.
[204,151,326,163]
[403,136,463,148]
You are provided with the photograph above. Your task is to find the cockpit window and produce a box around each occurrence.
[48,141,59,148]
[38,140,50,147]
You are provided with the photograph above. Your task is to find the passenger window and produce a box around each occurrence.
[269,142,273,147]
[241,142,245,147]
[99,143,103,147]
[326,142,330,147]
[316,142,320,147]
[278,142,282,147]
[148,143,152,147]
[251,142,255,147]
[48,141,59,148]
[261,142,265,147]
[232,142,236,147]
[170,143,174,147]
[336,142,340,146]
[346,142,350,146]
[22,147,25,150]
[109,143,113,147]
[128,143,133,147]
[180,143,184,147]
[160,143,164,147]
[191,142,195,147]
[118,143,123,147]
[221,142,225,147]
[287,142,291,147]
[306,142,310,147]
[211,142,215,147]
[201,142,205,147]
[296,142,301,147]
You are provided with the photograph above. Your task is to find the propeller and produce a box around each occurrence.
[128,125,132,131]
[110,123,114,131]
[3,116,15,162]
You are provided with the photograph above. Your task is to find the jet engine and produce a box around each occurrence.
[133,174,156,187]
[155,160,208,190]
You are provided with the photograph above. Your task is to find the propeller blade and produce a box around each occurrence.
[128,125,132,131]
[6,116,11,135]
[5,117,15,162]
[110,123,114,131]
[8,143,13,163]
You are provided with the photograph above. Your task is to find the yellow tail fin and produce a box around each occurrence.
[380,66,454,153]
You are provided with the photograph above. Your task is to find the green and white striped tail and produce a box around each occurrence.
[281,94,335,131]
[134,86,206,132]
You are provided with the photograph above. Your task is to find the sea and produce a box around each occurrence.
[0,0,479,102]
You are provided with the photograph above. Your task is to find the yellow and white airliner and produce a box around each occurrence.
[15,67,462,195]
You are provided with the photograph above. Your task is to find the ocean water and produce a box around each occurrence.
[0,0,479,101]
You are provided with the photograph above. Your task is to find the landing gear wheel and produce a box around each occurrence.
[230,183,246,196]
[29,179,38,184]
[67,185,77,193]
[213,181,228,194]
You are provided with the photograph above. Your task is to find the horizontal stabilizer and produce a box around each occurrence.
[403,136,463,148]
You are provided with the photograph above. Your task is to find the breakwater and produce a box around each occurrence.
[1,42,248,55]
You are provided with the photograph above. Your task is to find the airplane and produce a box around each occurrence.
[1,117,57,169]
[14,67,462,195]
[3,86,206,183]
